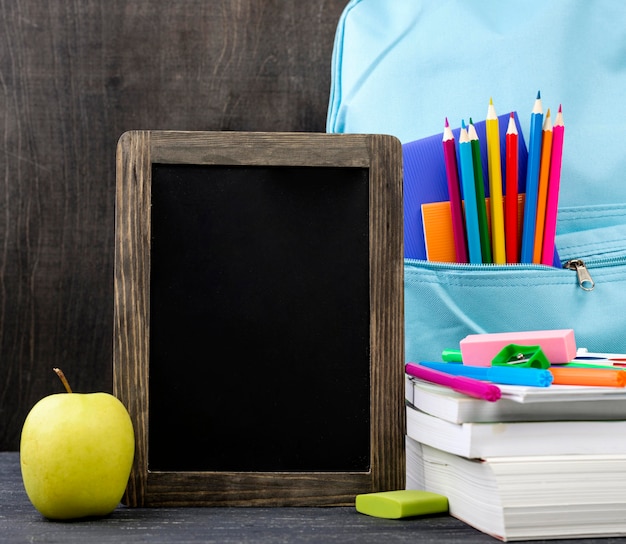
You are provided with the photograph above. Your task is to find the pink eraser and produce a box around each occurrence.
[459,329,576,366]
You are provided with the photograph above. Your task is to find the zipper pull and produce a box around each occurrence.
[564,259,595,291]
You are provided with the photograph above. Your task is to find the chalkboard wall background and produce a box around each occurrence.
[0,0,348,451]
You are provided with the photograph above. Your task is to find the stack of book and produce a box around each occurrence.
[405,375,626,541]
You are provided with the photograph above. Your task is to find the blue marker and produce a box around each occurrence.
[419,361,553,387]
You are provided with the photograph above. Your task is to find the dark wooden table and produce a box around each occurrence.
[3,452,626,543]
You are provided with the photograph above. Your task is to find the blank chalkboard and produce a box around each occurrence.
[113,131,404,507]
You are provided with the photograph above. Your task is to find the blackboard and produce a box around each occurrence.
[113,131,404,507]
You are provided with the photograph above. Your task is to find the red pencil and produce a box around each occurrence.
[442,118,468,263]
[505,113,519,263]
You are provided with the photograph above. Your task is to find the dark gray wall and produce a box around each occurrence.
[0,0,348,450]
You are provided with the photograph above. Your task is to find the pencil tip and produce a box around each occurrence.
[537,90,541,99]
[445,117,449,127]
[510,112,514,118]
[558,104,562,112]
[469,117,474,124]
[461,119,466,129]
[489,97,493,105]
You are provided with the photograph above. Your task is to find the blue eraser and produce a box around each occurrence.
[355,489,449,519]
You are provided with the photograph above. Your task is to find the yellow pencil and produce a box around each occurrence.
[486,98,506,263]
[532,108,553,264]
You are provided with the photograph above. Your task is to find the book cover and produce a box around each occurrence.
[407,436,626,541]
[406,405,626,459]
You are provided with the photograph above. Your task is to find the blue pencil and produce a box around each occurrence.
[520,91,544,262]
[458,121,482,263]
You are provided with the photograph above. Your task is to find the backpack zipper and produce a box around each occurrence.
[563,259,595,291]
[406,256,626,292]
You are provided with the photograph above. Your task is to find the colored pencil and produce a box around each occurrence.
[541,105,565,265]
[442,118,468,263]
[532,108,553,263]
[459,121,482,263]
[485,98,506,264]
[468,119,492,263]
[504,112,519,264]
[520,91,544,262]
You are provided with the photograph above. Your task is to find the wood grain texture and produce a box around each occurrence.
[114,131,404,506]
[0,0,347,450]
[367,135,406,491]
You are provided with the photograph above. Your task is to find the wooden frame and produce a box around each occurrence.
[113,131,404,507]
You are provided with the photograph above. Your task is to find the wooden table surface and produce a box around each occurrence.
[4,452,626,544]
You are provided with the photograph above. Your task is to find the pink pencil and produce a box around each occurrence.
[541,105,565,265]
[442,118,468,263]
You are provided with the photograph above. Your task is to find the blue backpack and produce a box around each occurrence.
[328,0,626,359]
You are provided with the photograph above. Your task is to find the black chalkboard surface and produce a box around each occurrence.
[114,131,404,507]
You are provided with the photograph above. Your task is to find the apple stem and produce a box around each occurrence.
[53,368,73,393]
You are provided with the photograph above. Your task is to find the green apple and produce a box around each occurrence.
[20,368,135,520]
